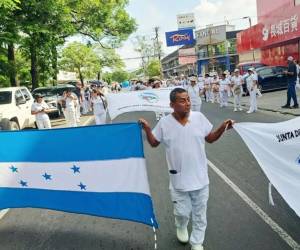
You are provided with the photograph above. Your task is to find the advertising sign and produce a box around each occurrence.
[196,25,228,45]
[165,29,195,47]
[177,13,196,30]
[178,48,197,65]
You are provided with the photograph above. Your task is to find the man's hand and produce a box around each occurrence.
[222,119,235,131]
[139,118,151,131]
[138,118,160,147]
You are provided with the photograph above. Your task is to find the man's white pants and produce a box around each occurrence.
[36,118,51,129]
[82,100,90,114]
[248,89,257,112]
[234,93,242,109]
[64,108,77,127]
[171,185,209,246]
[76,101,81,122]
[94,112,106,125]
[191,104,201,112]
[219,90,228,107]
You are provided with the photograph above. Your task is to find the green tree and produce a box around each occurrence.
[60,42,99,84]
[146,59,162,78]
[111,69,129,83]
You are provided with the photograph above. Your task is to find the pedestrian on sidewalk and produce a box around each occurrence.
[91,89,107,125]
[231,69,244,111]
[246,68,258,114]
[186,76,202,112]
[139,88,234,250]
[31,94,51,129]
[74,81,83,123]
[219,73,230,108]
[282,56,299,109]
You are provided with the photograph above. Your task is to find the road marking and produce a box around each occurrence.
[207,160,300,250]
[0,209,9,220]
[82,116,94,126]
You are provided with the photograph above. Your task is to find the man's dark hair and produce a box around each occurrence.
[170,88,187,103]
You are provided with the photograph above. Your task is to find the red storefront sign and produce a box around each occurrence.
[237,2,300,52]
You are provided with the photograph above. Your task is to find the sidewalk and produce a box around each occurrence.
[228,89,300,116]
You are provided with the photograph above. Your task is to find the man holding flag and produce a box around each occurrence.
[139,88,233,250]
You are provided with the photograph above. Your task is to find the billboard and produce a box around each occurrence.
[177,13,196,30]
[196,25,228,45]
[165,29,195,47]
[178,48,197,65]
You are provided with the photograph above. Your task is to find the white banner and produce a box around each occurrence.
[107,88,174,120]
[234,118,300,217]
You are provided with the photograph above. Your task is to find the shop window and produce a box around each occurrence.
[295,0,300,6]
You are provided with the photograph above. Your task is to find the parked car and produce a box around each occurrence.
[0,87,36,130]
[238,62,266,75]
[32,84,76,118]
[242,66,288,94]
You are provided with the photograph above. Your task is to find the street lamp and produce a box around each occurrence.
[243,16,255,61]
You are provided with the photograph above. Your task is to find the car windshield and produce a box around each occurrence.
[33,88,53,97]
[0,91,12,105]
[51,87,75,96]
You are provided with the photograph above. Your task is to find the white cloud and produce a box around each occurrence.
[193,0,257,30]
[119,0,257,70]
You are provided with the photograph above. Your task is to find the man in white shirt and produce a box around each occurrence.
[31,94,51,129]
[219,73,230,108]
[246,68,258,113]
[139,88,233,250]
[231,69,244,111]
[186,76,202,112]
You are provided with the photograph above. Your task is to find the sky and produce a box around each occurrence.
[117,0,258,71]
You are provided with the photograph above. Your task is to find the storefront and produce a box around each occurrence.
[196,25,239,74]
[237,0,300,66]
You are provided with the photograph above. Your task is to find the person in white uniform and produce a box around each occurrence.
[203,74,212,102]
[219,73,230,108]
[186,76,202,112]
[63,89,78,127]
[31,94,51,129]
[91,89,107,125]
[139,88,234,250]
[231,69,244,111]
[246,68,258,113]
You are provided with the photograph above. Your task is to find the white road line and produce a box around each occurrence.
[0,116,94,222]
[83,116,94,126]
[207,160,300,250]
[0,209,9,220]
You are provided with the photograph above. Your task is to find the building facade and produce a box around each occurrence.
[237,0,300,65]
[161,43,197,78]
[195,25,240,75]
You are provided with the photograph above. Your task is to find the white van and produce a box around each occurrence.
[0,87,36,130]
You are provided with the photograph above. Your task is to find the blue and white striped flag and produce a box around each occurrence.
[0,123,158,228]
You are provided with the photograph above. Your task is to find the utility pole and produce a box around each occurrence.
[154,26,163,78]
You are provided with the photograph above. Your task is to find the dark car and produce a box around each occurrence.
[243,66,288,94]
[238,62,266,75]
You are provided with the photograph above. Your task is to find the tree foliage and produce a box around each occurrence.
[0,0,136,88]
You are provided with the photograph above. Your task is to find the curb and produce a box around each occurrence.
[228,101,300,117]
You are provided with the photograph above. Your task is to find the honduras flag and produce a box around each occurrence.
[0,123,158,228]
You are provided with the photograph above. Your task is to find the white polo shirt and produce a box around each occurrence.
[31,101,49,121]
[186,84,202,106]
[219,79,230,91]
[153,112,213,191]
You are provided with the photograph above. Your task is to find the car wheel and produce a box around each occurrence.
[258,84,263,93]
[0,119,20,131]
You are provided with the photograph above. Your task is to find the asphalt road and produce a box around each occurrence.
[0,103,299,250]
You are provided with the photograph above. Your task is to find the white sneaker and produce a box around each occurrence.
[176,227,189,243]
[246,110,253,114]
[191,244,204,250]
[239,108,243,111]
[234,108,237,112]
